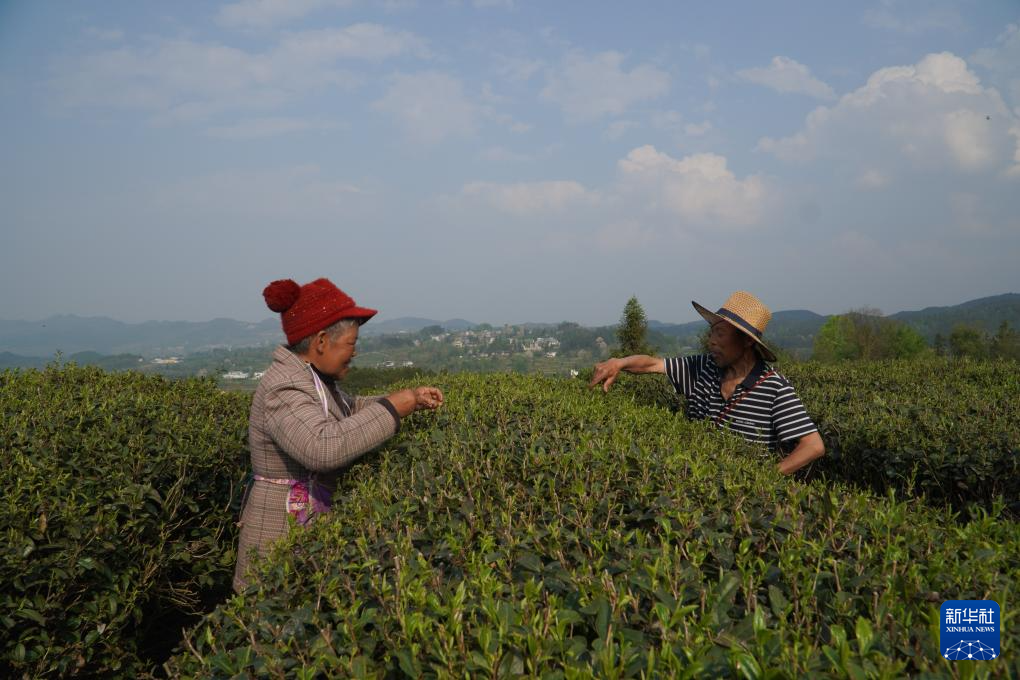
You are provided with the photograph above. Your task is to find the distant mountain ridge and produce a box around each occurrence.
[0,294,1016,358]
[889,293,1020,340]
[359,317,476,336]
[0,315,282,357]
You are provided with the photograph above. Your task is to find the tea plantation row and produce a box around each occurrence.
[0,367,250,677]
[170,372,1017,678]
[2,363,1017,677]
[605,358,1020,515]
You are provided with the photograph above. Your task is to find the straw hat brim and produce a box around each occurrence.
[692,300,777,362]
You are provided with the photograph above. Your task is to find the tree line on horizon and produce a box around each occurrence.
[618,298,1020,363]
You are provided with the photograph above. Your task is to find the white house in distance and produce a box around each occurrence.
[221,370,250,380]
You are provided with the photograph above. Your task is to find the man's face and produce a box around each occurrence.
[316,324,359,380]
[707,320,752,368]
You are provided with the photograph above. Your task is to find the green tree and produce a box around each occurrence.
[813,308,928,361]
[949,324,987,359]
[615,296,654,356]
[989,321,1020,360]
[886,323,928,359]
[812,315,859,361]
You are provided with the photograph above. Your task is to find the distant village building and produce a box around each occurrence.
[152,357,181,365]
[221,371,250,380]
[402,361,414,367]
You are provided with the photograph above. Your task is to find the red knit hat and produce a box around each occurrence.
[263,278,377,345]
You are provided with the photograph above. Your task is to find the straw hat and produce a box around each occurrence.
[692,291,777,362]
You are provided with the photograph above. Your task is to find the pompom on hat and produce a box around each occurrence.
[263,278,377,346]
[692,291,777,362]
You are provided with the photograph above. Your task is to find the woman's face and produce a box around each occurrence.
[315,324,359,380]
[707,320,754,368]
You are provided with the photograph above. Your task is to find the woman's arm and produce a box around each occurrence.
[265,385,444,472]
[589,355,665,392]
[355,387,443,415]
[263,386,400,473]
[777,431,825,475]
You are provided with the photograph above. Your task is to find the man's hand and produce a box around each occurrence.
[589,358,623,392]
[590,355,666,393]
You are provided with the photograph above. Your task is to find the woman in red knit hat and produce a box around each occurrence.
[234,278,443,591]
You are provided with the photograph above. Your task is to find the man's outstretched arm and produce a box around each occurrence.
[589,355,665,392]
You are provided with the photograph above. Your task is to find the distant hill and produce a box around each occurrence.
[648,296,1020,356]
[0,315,282,357]
[889,293,1020,341]
[0,350,145,371]
[650,309,829,354]
[359,317,476,336]
[1,294,1016,359]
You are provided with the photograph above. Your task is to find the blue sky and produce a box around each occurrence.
[2,0,1018,325]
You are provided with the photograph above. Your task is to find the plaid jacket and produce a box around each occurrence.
[233,345,398,591]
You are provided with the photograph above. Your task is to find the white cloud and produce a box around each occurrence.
[651,109,684,131]
[862,0,961,34]
[857,169,890,189]
[459,180,594,215]
[479,146,532,162]
[54,39,296,114]
[205,116,341,139]
[217,0,353,29]
[154,165,366,220]
[443,145,768,235]
[541,51,670,122]
[737,56,836,100]
[604,120,638,140]
[684,121,713,137]
[757,52,1020,176]
[84,27,124,42]
[380,0,417,11]
[972,23,1020,112]
[276,24,430,62]
[51,25,426,123]
[373,71,478,144]
[494,55,543,83]
[617,145,768,227]
[593,220,658,252]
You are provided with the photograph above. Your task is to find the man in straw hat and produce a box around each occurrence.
[590,291,824,474]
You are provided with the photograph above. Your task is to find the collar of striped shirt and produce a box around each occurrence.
[711,357,770,395]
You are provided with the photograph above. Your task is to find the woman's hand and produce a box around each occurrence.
[387,386,444,417]
[412,386,444,411]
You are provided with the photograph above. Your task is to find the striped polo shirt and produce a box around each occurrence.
[664,354,818,451]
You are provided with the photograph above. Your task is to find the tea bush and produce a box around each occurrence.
[598,358,1020,514]
[169,373,1018,678]
[0,365,250,677]
[784,359,1020,514]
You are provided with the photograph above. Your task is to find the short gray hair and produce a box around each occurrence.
[289,318,360,354]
